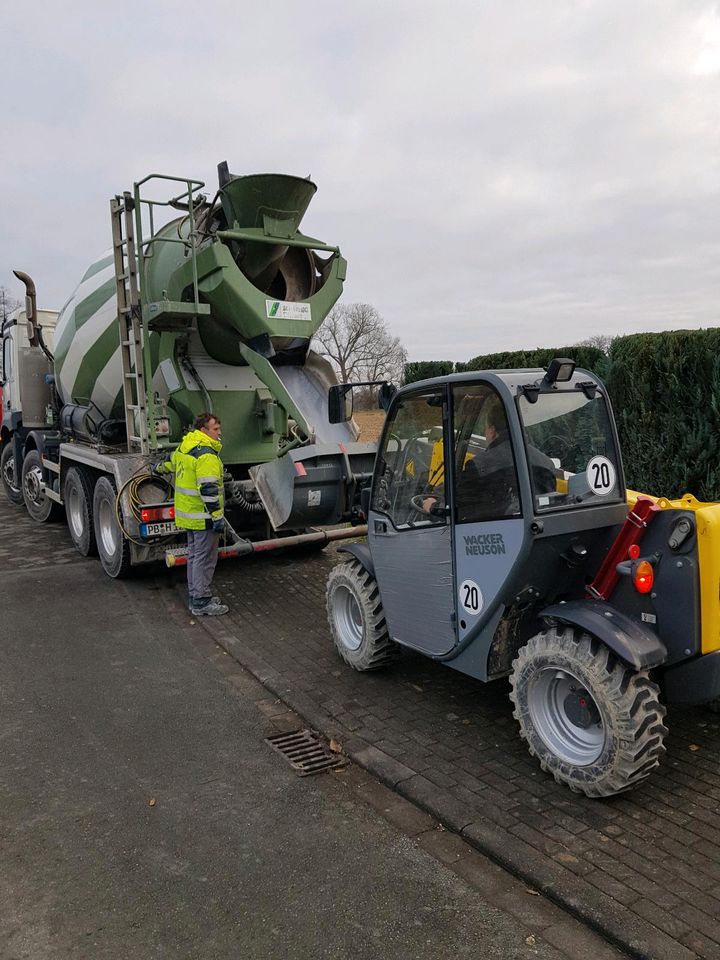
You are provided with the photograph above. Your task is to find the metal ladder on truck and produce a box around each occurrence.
[110,175,211,456]
[110,192,153,455]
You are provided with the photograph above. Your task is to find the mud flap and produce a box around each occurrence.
[541,600,667,670]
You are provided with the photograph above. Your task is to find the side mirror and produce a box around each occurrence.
[328,384,353,423]
[378,381,397,412]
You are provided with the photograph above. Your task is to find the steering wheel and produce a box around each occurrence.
[410,494,432,515]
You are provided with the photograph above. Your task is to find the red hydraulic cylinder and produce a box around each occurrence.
[586,497,659,601]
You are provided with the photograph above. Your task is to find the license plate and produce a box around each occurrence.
[140,521,179,537]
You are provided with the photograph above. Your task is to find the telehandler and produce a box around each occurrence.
[326,359,720,797]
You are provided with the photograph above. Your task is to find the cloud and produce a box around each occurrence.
[1,0,719,362]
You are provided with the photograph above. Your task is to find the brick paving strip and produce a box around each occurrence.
[180,547,720,960]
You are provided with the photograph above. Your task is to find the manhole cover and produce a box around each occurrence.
[265,729,347,776]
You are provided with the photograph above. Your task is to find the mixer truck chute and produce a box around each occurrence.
[0,163,376,576]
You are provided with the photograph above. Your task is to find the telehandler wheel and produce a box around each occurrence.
[0,443,24,505]
[64,467,97,557]
[21,449,62,522]
[510,626,668,798]
[326,559,399,671]
[93,476,132,579]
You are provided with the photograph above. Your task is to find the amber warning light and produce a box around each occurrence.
[633,560,654,595]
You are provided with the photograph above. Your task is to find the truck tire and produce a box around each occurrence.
[21,449,61,522]
[509,626,667,798]
[1,443,24,505]
[93,476,132,578]
[64,467,97,557]
[326,559,399,671]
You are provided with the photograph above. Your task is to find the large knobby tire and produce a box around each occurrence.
[509,626,668,798]
[64,466,98,557]
[93,475,132,578]
[1,443,24,505]
[326,559,399,671]
[22,449,61,522]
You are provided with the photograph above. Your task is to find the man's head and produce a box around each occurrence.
[194,412,222,441]
[483,397,507,445]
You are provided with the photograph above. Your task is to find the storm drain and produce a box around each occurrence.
[265,729,347,776]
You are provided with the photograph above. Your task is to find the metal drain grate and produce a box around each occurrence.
[265,729,347,776]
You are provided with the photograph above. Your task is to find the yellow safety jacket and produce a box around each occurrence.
[158,430,224,531]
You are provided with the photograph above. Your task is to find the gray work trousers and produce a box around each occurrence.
[186,529,220,602]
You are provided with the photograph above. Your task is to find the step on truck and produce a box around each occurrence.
[0,164,376,576]
[326,360,720,797]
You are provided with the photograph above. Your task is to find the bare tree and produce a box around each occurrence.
[576,333,614,355]
[314,303,407,385]
[0,285,20,323]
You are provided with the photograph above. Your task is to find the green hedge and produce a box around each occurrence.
[607,330,720,500]
[403,360,456,384]
[403,332,720,500]
[403,348,606,385]
[457,345,607,378]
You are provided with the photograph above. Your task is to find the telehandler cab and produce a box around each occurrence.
[326,360,720,797]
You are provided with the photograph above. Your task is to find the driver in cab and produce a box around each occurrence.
[421,397,556,518]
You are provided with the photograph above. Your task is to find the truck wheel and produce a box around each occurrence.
[0,443,24,505]
[93,476,132,578]
[509,626,667,797]
[326,559,399,671]
[21,449,61,522]
[64,467,97,557]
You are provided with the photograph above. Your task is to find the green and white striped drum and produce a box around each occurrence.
[53,253,126,418]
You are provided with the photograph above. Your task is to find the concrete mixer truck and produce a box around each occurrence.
[0,163,376,577]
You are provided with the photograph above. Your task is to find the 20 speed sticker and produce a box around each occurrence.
[586,455,616,496]
[459,579,483,615]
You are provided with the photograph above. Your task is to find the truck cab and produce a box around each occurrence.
[0,307,59,501]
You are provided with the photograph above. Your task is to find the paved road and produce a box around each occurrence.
[0,498,622,960]
[199,541,720,960]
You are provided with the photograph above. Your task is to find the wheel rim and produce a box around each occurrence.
[333,584,364,651]
[528,667,605,766]
[24,463,45,506]
[67,483,85,539]
[2,453,19,492]
[98,496,118,558]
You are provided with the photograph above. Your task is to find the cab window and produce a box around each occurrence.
[518,390,622,510]
[370,389,446,528]
[452,385,521,523]
[1,335,12,383]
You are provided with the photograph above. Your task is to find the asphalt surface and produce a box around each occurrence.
[0,497,624,960]
[198,539,720,960]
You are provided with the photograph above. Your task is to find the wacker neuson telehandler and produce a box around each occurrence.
[326,359,720,797]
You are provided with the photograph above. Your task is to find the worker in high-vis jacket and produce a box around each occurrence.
[155,412,228,617]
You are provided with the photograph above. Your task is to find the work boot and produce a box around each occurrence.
[188,595,221,611]
[191,597,229,617]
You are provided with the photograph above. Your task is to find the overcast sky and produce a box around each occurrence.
[2,0,719,362]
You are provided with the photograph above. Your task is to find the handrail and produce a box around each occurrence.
[216,228,339,254]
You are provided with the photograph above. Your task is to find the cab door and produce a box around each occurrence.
[449,383,526,660]
[368,385,456,656]
[1,327,15,425]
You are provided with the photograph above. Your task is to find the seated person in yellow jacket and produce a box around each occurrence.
[155,412,228,617]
